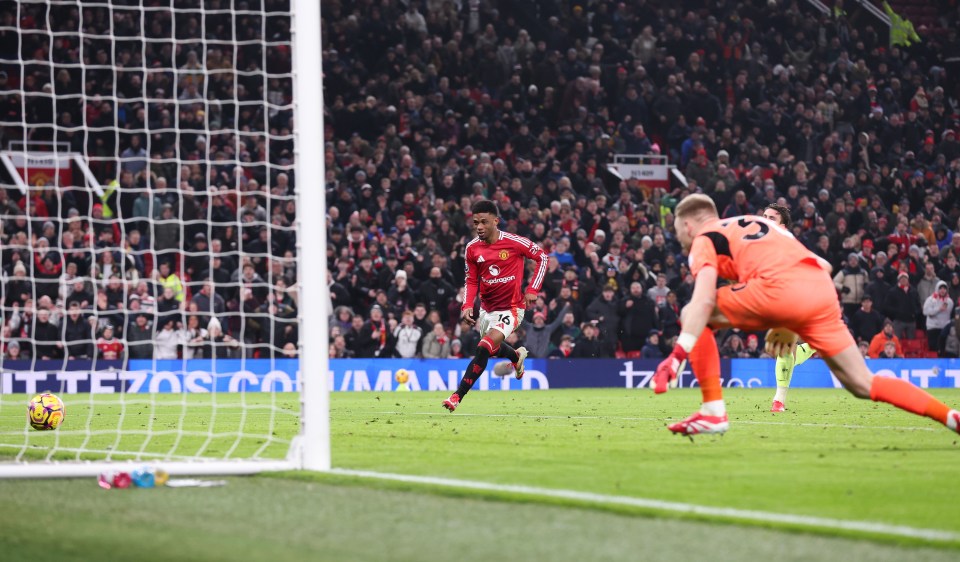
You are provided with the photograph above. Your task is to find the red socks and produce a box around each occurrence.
[690,328,723,404]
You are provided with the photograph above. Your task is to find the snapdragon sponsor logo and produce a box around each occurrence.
[482,275,517,285]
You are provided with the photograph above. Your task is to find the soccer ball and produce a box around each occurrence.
[28,393,65,431]
[764,328,799,358]
[395,369,410,384]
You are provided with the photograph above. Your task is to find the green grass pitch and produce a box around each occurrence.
[1,388,959,561]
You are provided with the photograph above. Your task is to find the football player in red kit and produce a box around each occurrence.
[443,199,548,411]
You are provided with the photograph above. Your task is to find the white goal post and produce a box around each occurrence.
[290,0,330,473]
[0,0,328,478]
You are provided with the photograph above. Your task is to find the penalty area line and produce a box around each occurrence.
[373,411,937,432]
[330,468,960,543]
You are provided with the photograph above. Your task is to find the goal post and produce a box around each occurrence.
[0,0,328,478]
[291,0,330,473]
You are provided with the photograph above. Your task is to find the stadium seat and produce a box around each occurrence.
[902,339,926,358]
[901,338,921,351]
[182,271,193,302]
[143,252,154,278]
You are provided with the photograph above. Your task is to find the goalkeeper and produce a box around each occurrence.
[761,204,816,412]
[652,194,960,438]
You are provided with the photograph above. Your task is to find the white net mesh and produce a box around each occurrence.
[0,0,304,468]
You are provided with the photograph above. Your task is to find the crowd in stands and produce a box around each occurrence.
[2,0,960,364]
[323,0,960,361]
[1,0,299,363]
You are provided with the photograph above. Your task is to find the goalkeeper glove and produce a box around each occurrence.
[652,344,688,394]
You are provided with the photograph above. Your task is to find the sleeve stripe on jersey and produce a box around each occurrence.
[463,237,480,264]
[532,252,548,289]
[702,232,732,258]
[462,237,480,298]
[502,232,532,248]
[502,232,531,246]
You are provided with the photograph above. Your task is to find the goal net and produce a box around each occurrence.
[0,0,328,477]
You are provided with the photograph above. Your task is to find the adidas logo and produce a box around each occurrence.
[476,256,485,263]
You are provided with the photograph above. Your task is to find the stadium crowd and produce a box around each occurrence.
[1,0,960,364]
[321,0,960,361]
[1,0,299,362]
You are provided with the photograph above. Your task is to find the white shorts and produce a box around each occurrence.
[478,307,525,339]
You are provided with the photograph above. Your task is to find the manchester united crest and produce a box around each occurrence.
[498,250,509,260]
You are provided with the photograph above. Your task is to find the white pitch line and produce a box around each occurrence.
[331,468,960,542]
[371,411,937,432]
[0,443,198,460]
[739,420,935,432]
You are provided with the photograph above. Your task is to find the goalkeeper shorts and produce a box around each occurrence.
[715,263,854,358]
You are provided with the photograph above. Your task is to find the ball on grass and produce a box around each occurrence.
[27,392,65,431]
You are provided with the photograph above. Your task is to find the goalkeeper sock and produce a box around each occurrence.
[774,349,796,403]
[497,343,519,364]
[774,343,814,403]
[794,342,816,366]
[690,328,724,407]
[456,336,495,400]
[773,387,789,403]
[870,376,951,424]
[701,400,727,416]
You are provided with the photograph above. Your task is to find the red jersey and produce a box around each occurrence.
[96,338,124,360]
[462,231,549,311]
[688,215,822,282]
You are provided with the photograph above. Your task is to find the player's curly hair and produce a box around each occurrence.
[765,203,792,228]
[471,199,499,217]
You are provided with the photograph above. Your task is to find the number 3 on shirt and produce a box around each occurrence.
[722,217,769,240]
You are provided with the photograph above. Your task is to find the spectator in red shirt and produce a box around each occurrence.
[548,335,575,358]
[95,325,124,361]
[18,189,49,217]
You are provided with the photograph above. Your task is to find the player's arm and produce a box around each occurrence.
[523,240,549,306]
[675,233,721,352]
[461,248,479,325]
[675,265,719,351]
[653,233,721,385]
[652,264,718,388]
